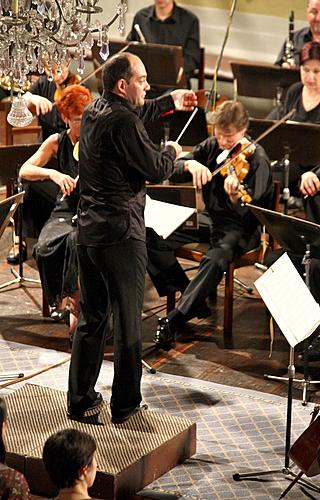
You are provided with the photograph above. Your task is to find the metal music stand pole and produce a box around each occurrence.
[233,206,320,493]
[233,343,320,497]
[264,241,320,405]
[0,180,41,291]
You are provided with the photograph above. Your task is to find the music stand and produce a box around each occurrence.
[91,39,187,93]
[249,119,320,214]
[0,193,26,381]
[233,204,320,494]
[231,61,300,100]
[250,205,320,402]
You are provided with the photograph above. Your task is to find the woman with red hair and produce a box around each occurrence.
[19,85,92,340]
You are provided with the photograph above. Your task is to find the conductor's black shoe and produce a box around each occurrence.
[298,335,320,362]
[67,393,103,420]
[6,242,27,264]
[153,317,176,350]
[111,403,148,424]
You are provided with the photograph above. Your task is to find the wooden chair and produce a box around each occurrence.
[166,181,280,348]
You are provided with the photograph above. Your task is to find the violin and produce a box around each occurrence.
[219,137,256,203]
[53,73,82,102]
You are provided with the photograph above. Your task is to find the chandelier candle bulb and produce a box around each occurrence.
[11,0,18,15]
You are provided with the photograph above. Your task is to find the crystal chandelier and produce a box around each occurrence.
[0,0,127,89]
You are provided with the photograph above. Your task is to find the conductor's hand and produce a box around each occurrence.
[184,159,212,189]
[300,171,320,197]
[170,89,197,111]
[49,171,77,197]
[224,174,240,203]
[165,140,182,157]
[24,92,53,116]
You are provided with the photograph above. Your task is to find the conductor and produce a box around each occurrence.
[67,52,197,424]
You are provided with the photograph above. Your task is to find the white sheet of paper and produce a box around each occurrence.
[254,252,320,347]
[145,195,196,239]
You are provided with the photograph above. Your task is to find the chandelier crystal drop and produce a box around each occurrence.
[0,0,127,87]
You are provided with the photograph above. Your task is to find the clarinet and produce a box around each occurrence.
[284,10,295,66]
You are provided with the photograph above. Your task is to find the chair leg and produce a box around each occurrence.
[224,263,235,348]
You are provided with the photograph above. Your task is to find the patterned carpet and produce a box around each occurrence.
[0,339,319,499]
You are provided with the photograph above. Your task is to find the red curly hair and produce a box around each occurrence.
[56,85,92,119]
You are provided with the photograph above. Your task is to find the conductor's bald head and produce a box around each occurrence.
[102,52,150,106]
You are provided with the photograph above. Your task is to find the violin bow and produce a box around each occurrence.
[205,0,238,114]
[211,108,296,177]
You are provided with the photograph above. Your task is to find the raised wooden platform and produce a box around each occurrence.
[5,384,196,499]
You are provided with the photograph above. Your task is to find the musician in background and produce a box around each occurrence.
[269,41,320,212]
[19,85,92,338]
[23,61,81,141]
[275,0,320,68]
[154,100,273,349]
[8,60,82,266]
[126,0,200,88]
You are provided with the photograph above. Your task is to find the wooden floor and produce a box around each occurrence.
[1,223,320,499]
[1,225,319,405]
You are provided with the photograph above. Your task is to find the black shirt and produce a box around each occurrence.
[174,137,272,235]
[275,27,312,67]
[77,91,178,246]
[281,82,320,124]
[29,76,67,141]
[126,3,200,81]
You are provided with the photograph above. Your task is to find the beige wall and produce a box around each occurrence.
[180,0,305,20]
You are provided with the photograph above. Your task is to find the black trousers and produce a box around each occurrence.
[169,227,258,321]
[68,239,147,419]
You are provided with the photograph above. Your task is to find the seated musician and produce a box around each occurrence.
[269,41,320,210]
[126,0,201,90]
[275,0,320,68]
[19,85,92,338]
[7,60,82,266]
[153,100,273,349]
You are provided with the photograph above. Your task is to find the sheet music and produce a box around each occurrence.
[145,195,196,239]
[254,252,320,347]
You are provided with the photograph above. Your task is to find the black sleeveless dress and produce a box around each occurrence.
[33,130,79,306]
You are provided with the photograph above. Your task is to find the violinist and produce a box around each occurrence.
[7,59,81,266]
[153,100,273,349]
[275,0,320,68]
[19,85,92,338]
[23,60,81,141]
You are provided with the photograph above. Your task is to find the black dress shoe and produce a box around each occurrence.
[111,403,148,424]
[298,335,320,362]
[67,393,103,420]
[153,317,176,350]
[7,242,27,264]
[50,308,70,323]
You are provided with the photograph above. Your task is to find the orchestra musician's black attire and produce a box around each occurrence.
[153,137,273,346]
[67,91,178,422]
[22,73,79,240]
[33,131,79,307]
[267,81,320,221]
[275,26,312,67]
[127,3,200,87]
